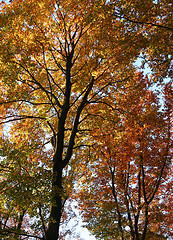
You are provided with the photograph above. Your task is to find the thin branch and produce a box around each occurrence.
[79,113,91,125]
[1,99,51,106]
[49,47,66,75]
[0,115,46,125]
[88,78,113,103]
[90,100,125,114]
[70,81,92,107]
[13,61,61,114]
[38,205,47,239]
[114,13,173,31]
[0,228,43,239]
[35,41,63,110]
[109,166,124,240]
[147,150,169,204]
[73,144,93,149]
[47,121,56,137]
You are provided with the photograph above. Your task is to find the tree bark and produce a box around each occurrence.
[46,164,63,240]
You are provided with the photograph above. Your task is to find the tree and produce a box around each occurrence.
[75,73,173,240]
[0,0,144,239]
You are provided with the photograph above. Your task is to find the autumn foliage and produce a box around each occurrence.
[75,73,173,239]
[0,0,172,240]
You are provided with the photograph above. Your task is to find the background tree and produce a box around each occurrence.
[75,73,173,240]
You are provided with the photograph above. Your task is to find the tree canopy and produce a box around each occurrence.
[0,0,172,239]
[75,73,173,240]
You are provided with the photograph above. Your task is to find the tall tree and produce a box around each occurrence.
[0,0,143,239]
[75,73,173,240]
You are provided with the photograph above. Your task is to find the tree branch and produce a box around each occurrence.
[63,77,94,167]
[114,13,173,31]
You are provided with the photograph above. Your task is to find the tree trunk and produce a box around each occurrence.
[46,162,63,240]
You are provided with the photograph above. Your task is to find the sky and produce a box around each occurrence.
[77,227,96,240]
[63,201,96,240]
